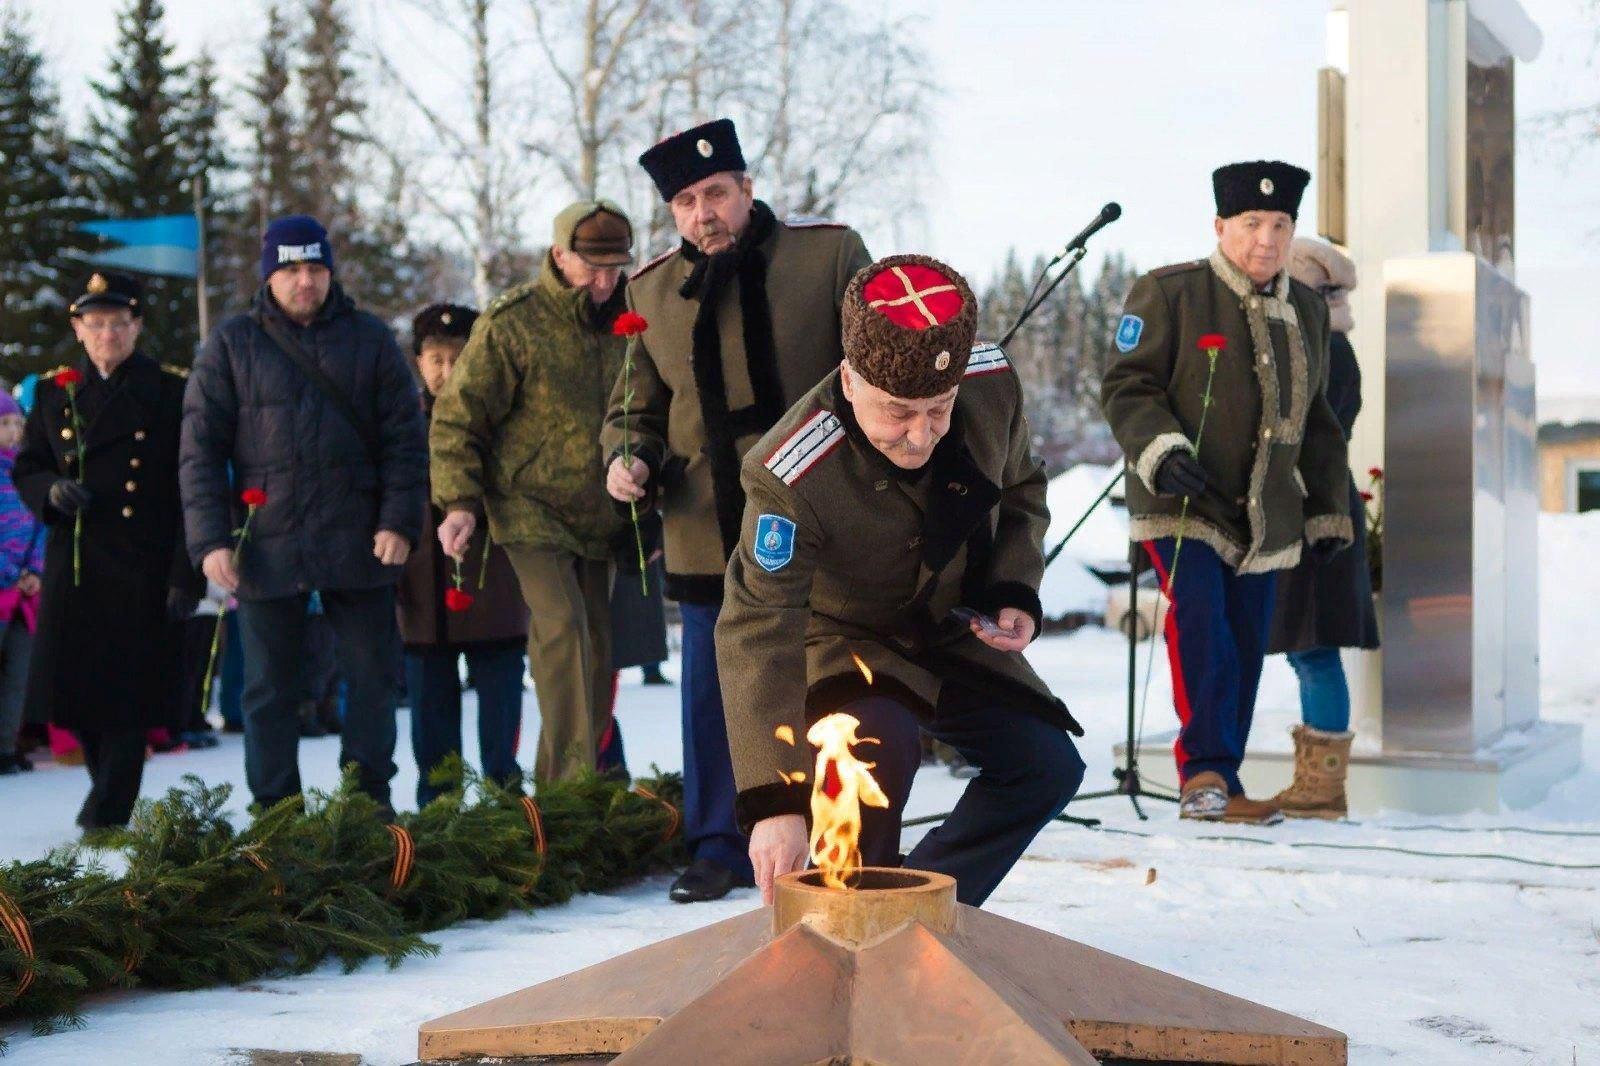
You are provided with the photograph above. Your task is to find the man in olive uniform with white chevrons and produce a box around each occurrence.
[715,254,1085,909]
[1100,161,1352,824]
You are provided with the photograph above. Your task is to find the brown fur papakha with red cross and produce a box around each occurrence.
[841,254,977,398]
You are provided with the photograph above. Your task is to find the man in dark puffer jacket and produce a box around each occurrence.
[180,215,427,815]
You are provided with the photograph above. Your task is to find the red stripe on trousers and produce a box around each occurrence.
[1141,540,1195,781]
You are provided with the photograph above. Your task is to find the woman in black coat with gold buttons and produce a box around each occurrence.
[13,271,202,831]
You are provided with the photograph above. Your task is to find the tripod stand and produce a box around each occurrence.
[1061,541,1179,821]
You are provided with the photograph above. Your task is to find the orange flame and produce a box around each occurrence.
[850,652,873,685]
[806,713,888,890]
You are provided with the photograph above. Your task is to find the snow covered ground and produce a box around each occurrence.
[4,514,1600,1063]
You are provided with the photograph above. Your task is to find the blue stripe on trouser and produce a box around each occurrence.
[678,602,754,879]
[1146,537,1276,796]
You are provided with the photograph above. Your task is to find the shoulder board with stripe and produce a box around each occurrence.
[964,343,1010,377]
[764,408,845,486]
[630,247,677,280]
[784,215,848,230]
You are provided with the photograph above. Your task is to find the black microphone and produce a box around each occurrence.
[1056,202,1122,258]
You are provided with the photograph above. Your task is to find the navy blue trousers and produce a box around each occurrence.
[1144,537,1277,795]
[406,643,525,808]
[679,602,753,880]
[237,586,400,809]
[844,688,1085,907]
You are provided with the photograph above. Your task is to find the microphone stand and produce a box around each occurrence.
[998,245,1089,351]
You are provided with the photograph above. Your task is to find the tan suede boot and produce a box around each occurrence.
[1272,725,1354,819]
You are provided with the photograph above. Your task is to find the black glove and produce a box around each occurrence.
[1153,450,1209,499]
[166,586,201,622]
[1306,537,1345,564]
[47,479,92,516]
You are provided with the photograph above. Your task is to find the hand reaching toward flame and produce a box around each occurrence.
[750,814,808,906]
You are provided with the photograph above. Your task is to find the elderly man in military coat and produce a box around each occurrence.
[716,254,1085,909]
[603,118,872,903]
[15,271,202,832]
[1100,160,1352,825]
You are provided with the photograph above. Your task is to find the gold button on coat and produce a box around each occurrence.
[60,428,73,440]
[129,458,142,469]
[134,430,146,441]
[125,481,137,492]
[121,506,134,518]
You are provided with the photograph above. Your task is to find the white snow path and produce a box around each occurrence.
[5,513,1600,1063]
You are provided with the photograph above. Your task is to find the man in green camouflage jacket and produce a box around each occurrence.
[432,201,634,783]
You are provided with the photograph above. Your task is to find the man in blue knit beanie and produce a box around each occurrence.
[180,213,427,818]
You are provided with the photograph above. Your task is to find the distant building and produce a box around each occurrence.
[1537,396,1600,512]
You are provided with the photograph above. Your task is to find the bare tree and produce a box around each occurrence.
[527,0,655,200]
[366,0,538,305]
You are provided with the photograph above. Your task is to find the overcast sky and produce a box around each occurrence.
[18,0,1600,397]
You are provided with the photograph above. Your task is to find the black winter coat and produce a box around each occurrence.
[1268,331,1380,654]
[180,284,427,601]
[14,353,202,731]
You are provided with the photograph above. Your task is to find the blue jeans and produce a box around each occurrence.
[845,688,1085,907]
[679,602,752,880]
[407,643,526,808]
[1286,646,1351,732]
[237,586,401,809]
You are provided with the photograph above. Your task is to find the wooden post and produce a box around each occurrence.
[1318,66,1347,246]
[193,172,209,346]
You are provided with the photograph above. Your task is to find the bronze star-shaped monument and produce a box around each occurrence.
[418,867,1346,1064]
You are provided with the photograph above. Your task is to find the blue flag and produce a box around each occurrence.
[79,215,200,279]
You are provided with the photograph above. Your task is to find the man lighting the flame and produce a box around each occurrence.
[717,254,1085,908]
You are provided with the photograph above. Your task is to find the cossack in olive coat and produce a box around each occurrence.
[715,349,1083,830]
[1101,248,1352,574]
[601,202,871,603]
[14,353,202,731]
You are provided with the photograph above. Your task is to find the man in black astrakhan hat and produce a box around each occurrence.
[602,118,871,902]
[1100,161,1352,825]
[14,271,202,834]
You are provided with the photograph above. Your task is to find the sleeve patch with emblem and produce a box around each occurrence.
[752,514,797,572]
[1115,314,1145,353]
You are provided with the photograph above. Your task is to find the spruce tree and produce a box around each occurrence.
[292,0,425,320]
[247,2,298,227]
[0,15,96,380]
[79,0,200,362]
[181,49,252,329]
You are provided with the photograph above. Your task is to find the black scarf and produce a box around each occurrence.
[676,200,783,559]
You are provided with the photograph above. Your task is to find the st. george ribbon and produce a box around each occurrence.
[997,202,1123,349]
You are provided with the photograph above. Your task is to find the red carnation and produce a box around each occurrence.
[1197,333,1228,352]
[240,488,268,508]
[1360,490,1374,502]
[53,368,84,389]
[1368,466,1383,480]
[444,587,475,613]
[612,311,649,337]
